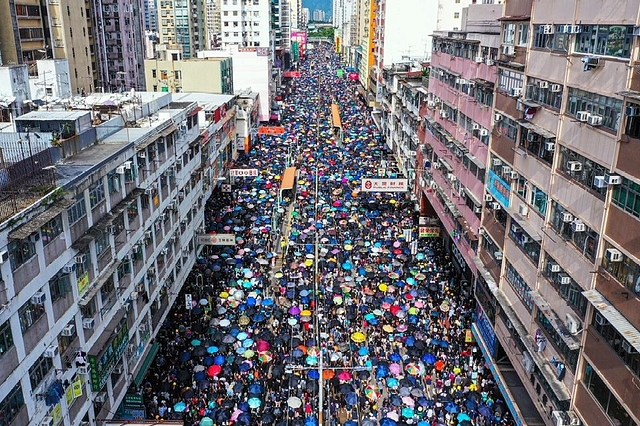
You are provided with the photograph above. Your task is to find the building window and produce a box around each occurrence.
[151,69,157,78]
[0,319,14,356]
[495,114,519,141]
[601,241,640,296]
[498,69,523,95]
[558,145,608,198]
[548,201,599,262]
[518,128,554,165]
[68,197,86,225]
[18,27,44,40]
[517,23,529,46]
[566,87,623,132]
[612,177,640,218]
[15,5,41,17]
[29,355,54,389]
[625,102,640,139]
[525,77,563,110]
[41,214,63,246]
[0,384,24,424]
[583,362,638,425]
[505,261,534,310]
[508,221,541,265]
[88,181,105,208]
[18,297,46,333]
[95,230,109,257]
[107,172,120,194]
[575,25,634,59]
[160,70,168,79]
[535,310,579,371]
[49,274,72,301]
[8,238,36,271]
[503,23,515,44]
[475,86,493,108]
[454,12,460,19]
[532,25,570,52]
[542,255,588,317]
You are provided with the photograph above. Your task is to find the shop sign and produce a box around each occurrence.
[361,178,408,192]
[419,226,440,238]
[196,233,236,245]
[229,168,259,177]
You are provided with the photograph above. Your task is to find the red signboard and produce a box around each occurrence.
[283,71,301,78]
[258,126,285,135]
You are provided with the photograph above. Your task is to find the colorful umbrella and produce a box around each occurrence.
[351,332,366,343]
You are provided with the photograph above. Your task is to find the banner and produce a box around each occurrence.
[258,126,285,135]
[229,168,259,177]
[419,226,440,238]
[361,178,408,192]
[197,234,236,245]
[72,379,83,398]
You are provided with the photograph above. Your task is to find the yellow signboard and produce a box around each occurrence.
[73,379,83,398]
[52,404,62,424]
[77,271,89,294]
[419,226,440,238]
[65,386,74,405]
[465,329,475,343]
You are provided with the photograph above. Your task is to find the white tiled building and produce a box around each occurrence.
[0,91,237,426]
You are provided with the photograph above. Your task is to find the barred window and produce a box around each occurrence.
[498,69,523,95]
[0,383,24,425]
[41,214,63,246]
[602,242,640,296]
[29,355,53,389]
[505,261,534,310]
[525,77,563,110]
[88,181,105,208]
[542,254,588,317]
[558,145,608,198]
[575,25,634,59]
[496,115,518,141]
[567,87,622,131]
[549,201,599,262]
[0,319,14,356]
[612,176,640,218]
[532,25,570,52]
[624,102,640,139]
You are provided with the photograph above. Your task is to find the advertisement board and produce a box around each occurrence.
[229,168,259,177]
[361,178,408,192]
[197,234,236,245]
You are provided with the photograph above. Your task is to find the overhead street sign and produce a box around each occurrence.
[229,168,259,177]
[197,234,236,246]
[361,178,408,192]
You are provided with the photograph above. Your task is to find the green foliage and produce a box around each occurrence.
[308,27,334,39]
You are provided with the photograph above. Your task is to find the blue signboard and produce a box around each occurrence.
[475,304,498,358]
[487,170,511,208]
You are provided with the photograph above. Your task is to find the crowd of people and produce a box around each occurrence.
[137,43,518,426]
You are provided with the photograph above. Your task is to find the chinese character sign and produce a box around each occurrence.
[360,178,408,192]
[197,233,236,245]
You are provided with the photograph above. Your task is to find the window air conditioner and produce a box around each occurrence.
[490,202,501,210]
[145,188,153,195]
[124,161,132,169]
[472,123,480,130]
[138,151,146,158]
[502,44,515,56]
[565,313,580,334]
[511,224,522,234]
[40,416,54,426]
[95,392,107,403]
[576,111,590,122]
[622,341,638,354]
[61,324,76,336]
[526,132,536,142]
[484,194,493,202]
[75,254,86,264]
[83,318,95,329]
[502,165,512,174]
[509,171,519,180]
[494,113,503,122]
[548,263,561,273]
[144,231,152,239]
[562,212,574,222]
[44,345,59,358]
[0,250,7,264]
[551,84,561,92]
[538,81,549,89]
[474,206,482,214]
[480,129,489,136]
[518,204,529,216]
[113,366,124,374]
[625,105,640,116]
[492,158,502,166]
[571,220,585,232]
[567,161,582,172]
[78,366,89,375]
[62,261,77,274]
[558,274,571,285]
[593,175,607,188]
[521,235,531,244]
[605,174,621,185]
[31,291,46,305]
[545,141,556,151]
[542,24,554,34]
[587,115,603,126]
[427,100,436,109]
[605,248,623,262]
[510,87,522,97]
[116,165,126,174]
[494,251,503,260]
[475,56,484,63]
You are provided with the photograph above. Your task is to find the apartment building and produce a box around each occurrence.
[156,0,206,58]
[205,0,223,49]
[409,0,640,424]
[219,0,272,48]
[352,0,376,103]
[0,91,237,426]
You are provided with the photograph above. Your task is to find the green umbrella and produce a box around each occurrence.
[200,417,214,426]
[191,339,201,346]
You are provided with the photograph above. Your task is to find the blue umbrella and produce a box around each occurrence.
[376,364,388,379]
[252,312,266,322]
[465,399,477,411]
[239,362,251,372]
[345,392,358,405]
[305,417,318,426]
[248,383,264,394]
[417,421,429,426]
[194,371,207,381]
[421,353,436,364]
[344,421,358,426]
[445,402,459,413]
[380,419,396,426]
[203,356,215,366]
[174,402,187,412]
[308,370,320,379]
[246,297,256,306]
[179,351,191,362]
[262,298,274,306]
[238,401,250,412]
[389,353,402,362]
[457,413,471,422]
[386,377,399,387]
[207,346,219,354]
[405,336,415,347]
[342,262,352,270]
[248,397,261,409]
[214,355,225,365]
[242,338,254,348]
[478,405,493,418]
[401,407,414,418]
[358,347,369,356]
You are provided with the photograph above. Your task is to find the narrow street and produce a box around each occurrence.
[139,43,519,426]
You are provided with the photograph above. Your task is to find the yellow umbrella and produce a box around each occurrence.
[378,283,388,292]
[219,291,229,299]
[383,325,394,333]
[304,259,313,267]
[351,332,366,343]
[300,310,312,317]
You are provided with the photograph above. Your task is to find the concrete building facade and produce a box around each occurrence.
[144,54,234,95]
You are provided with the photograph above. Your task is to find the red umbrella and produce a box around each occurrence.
[207,365,222,377]
[390,305,402,316]
[256,340,270,352]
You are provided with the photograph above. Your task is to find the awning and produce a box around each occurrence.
[331,103,342,129]
[110,189,144,216]
[71,233,94,250]
[464,153,485,170]
[280,167,297,191]
[188,106,203,116]
[472,78,494,88]
[134,342,160,387]
[79,260,121,305]
[517,120,556,139]
[617,90,640,102]
[160,124,177,138]
[529,290,551,311]
[439,158,454,173]
[582,289,640,353]
[511,214,542,241]
[463,187,482,207]
[9,198,74,240]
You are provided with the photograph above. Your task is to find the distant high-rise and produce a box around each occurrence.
[144,0,158,31]
[301,7,310,26]
[312,9,325,22]
[156,0,206,58]
[219,0,271,48]
[205,0,222,49]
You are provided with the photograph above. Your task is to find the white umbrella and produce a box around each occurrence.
[287,396,302,408]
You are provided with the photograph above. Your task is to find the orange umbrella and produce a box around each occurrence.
[296,345,308,355]
[322,369,335,380]
[435,360,445,371]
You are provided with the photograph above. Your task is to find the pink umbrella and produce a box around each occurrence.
[387,411,399,421]
[338,371,352,381]
[256,340,270,352]
[231,409,243,421]
[389,363,402,376]
[402,396,415,407]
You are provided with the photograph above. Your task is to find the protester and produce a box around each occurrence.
[139,43,517,426]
